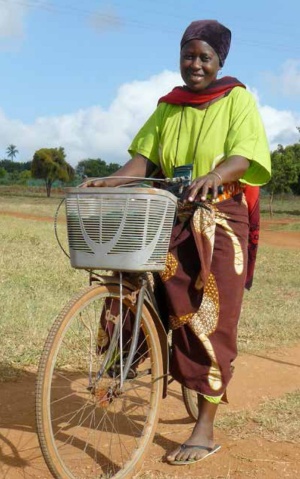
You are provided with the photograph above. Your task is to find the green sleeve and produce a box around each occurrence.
[128,105,164,166]
[226,89,271,186]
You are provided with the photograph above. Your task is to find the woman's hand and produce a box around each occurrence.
[183,156,250,202]
[81,178,109,188]
[183,172,222,202]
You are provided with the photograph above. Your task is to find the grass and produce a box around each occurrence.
[0,184,65,198]
[0,193,300,379]
[138,389,300,478]
[239,245,300,352]
[260,194,300,219]
[264,222,300,231]
[216,390,300,443]
[0,191,64,217]
[0,212,86,380]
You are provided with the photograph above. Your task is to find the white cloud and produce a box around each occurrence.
[0,70,182,166]
[0,0,27,38]
[248,87,300,150]
[260,105,300,149]
[0,70,299,167]
[263,60,300,97]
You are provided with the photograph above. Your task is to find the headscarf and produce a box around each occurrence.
[180,19,231,67]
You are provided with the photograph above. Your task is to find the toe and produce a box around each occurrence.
[166,445,182,462]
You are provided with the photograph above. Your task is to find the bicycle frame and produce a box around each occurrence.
[55,174,214,400]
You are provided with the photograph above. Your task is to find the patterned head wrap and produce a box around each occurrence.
[180,20,231,67]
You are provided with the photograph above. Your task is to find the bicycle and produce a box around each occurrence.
[35,176,200,479]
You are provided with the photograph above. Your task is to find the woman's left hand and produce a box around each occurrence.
[183,172,222,202]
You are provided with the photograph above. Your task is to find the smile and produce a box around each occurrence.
[189,73,205,80]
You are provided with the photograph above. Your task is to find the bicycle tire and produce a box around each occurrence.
[181,385,198,421]
[36,283,163,479]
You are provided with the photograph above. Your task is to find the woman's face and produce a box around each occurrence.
[180,39,220,91]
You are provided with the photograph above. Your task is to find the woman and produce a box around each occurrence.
[85,19,271,465]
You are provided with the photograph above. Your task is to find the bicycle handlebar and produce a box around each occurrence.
[79,175,224,198]
[78,175,192,188]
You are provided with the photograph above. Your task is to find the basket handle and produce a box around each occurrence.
[54,197,94,276]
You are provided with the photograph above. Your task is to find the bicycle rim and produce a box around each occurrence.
[36,284,163,479]
[181,385,198,421]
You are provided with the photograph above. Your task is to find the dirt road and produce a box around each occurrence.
[0,344,299,479]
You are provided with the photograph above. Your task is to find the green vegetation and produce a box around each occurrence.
[217,390,300,443]
[0,157,121,196]
[260,194,300,219]
[0,211,86,380]
[239,246,300,352]
[76,158,121,178]
[31,147,75,197]
[6,144,19,161]
[242,197,300,352]
[268,144,300,196]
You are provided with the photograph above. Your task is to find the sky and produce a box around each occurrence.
[0,0,300,167]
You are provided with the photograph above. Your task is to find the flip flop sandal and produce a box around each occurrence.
[167,443,221,465]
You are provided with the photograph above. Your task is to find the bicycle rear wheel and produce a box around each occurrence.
[181,385,198,421]
[36,283,163,479]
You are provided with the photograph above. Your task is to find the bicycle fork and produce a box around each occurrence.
[95,272,147,389]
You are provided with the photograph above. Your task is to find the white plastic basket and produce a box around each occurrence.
[65,187,177,272]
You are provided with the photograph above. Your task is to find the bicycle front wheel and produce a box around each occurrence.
[36,283,163,479]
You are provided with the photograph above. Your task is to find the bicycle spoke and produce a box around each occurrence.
[36,285,163,479]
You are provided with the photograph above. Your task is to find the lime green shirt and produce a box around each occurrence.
[128,87,271,186]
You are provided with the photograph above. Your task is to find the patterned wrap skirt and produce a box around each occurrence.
[154,191,249,398]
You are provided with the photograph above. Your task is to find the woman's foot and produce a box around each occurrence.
[166,428,216,463]
[167,395,219,464]
[167,443,221,465]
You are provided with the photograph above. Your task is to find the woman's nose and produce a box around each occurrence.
[191,57,202,69]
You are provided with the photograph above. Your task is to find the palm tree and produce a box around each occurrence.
[6,144,19,161]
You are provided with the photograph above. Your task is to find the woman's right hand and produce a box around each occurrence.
[81,178,108,188]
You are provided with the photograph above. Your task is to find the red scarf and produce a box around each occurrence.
[158,76,245,106]
[244,186,260,290]
[157,76,259,289]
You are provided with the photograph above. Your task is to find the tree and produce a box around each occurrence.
[31,147,75,197]
[289,129,300,194]
[0,159,31,173]
[18,170,31,184]
[6,144,19,161]
[76,158,120,179]
[265,144,299,216]
[285,143,300,194]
